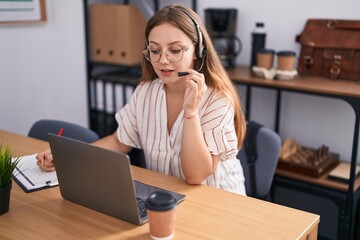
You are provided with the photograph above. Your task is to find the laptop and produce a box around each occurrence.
[48,134,185,225]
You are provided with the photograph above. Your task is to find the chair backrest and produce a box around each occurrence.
[28,119,99,143]
[237,121,281,199]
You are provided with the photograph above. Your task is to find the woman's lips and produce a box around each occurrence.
[160,69,174,77]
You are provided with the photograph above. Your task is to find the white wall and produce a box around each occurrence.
[1,0,359,162]
[0,0,87,135]
[194,0,360,162]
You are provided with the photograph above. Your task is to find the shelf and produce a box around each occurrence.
[228,66,360,98]
[228,65,360,240]
[276,168,360,193]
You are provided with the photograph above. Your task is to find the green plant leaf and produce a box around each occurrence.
[0,144,20,188]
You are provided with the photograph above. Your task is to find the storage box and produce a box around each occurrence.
[89,4,146,66]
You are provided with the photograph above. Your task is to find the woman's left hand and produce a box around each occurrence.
[183,69,207,117]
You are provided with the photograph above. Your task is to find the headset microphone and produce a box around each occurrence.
[178,72,189,77]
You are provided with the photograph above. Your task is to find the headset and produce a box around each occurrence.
[178,8,206,59]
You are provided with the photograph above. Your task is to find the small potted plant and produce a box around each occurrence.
[0,144,20,215]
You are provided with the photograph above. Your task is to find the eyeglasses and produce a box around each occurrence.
[142,43,195,63]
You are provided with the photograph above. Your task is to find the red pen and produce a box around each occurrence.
[58,128,64,136]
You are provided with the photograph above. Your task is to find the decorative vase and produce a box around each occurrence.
[0,181,12,215]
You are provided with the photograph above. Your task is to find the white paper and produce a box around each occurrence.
[12,153,58,191]
[105,82,114,113]
[0,0,41,22]
[96,80,104,111]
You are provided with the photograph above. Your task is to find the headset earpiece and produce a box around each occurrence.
[178,8,205,59]
[195,24,204,59]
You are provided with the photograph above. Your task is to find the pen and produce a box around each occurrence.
[178,71,189,77]
[42,127,63,169]
[45,180,58,187]
[58,128,64,136]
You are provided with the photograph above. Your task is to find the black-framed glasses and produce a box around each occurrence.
[142,43,196,63]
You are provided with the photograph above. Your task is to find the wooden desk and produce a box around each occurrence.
[0,130,319,240]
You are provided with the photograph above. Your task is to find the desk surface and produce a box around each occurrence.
[0,130,319,240]
[228,66,360,98]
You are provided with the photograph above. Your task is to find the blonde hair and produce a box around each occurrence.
[141,4,246,149]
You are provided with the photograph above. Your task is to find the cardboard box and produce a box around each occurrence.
[90,4,146,66]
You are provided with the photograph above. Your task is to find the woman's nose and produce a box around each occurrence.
[158,51,170,64]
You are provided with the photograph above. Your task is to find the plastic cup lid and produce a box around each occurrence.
[277,51,296,56]
[145,191,177,211]
[257,48,275,54]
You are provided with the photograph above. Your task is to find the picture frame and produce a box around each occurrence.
[0,0,47,24]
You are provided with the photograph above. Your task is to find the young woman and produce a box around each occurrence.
[37,4,247,195]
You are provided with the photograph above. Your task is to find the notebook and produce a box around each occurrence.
[48,134,185,225]
[12,153,59,193]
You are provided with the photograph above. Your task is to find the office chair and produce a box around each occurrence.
[28,119,99,143]
[28,119,148,168]
[237,121,281,199]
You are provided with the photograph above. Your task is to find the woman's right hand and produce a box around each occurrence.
[183,69,207,118]
[36,149,55,172]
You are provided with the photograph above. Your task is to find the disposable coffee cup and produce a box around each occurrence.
[277,51,296,71]
[145,191,177,240]
[256,48,275,69]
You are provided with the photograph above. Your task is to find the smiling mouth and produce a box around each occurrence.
[161,69,174,73]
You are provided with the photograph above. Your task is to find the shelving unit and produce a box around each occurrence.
[88,71,141,137]
[229,66,360,240]
[84,0,141,138]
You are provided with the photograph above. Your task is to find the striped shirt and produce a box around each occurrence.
[115,78,246,195]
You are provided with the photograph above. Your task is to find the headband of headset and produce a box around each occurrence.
[178,8,205,59]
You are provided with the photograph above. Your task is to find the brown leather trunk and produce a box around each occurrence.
[297,19,360,82]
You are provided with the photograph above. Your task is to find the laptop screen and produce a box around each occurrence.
[48,134,185,225]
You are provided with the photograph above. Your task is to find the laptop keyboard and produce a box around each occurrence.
[136,198,147,220]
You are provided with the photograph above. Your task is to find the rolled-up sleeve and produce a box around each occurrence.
[201,95,238,160]
[204,125,238,160]
[115,86,142,149]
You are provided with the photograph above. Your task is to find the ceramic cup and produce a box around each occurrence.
[277,51,296,71]
[145,191,177,240]
[256,48,275,69]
